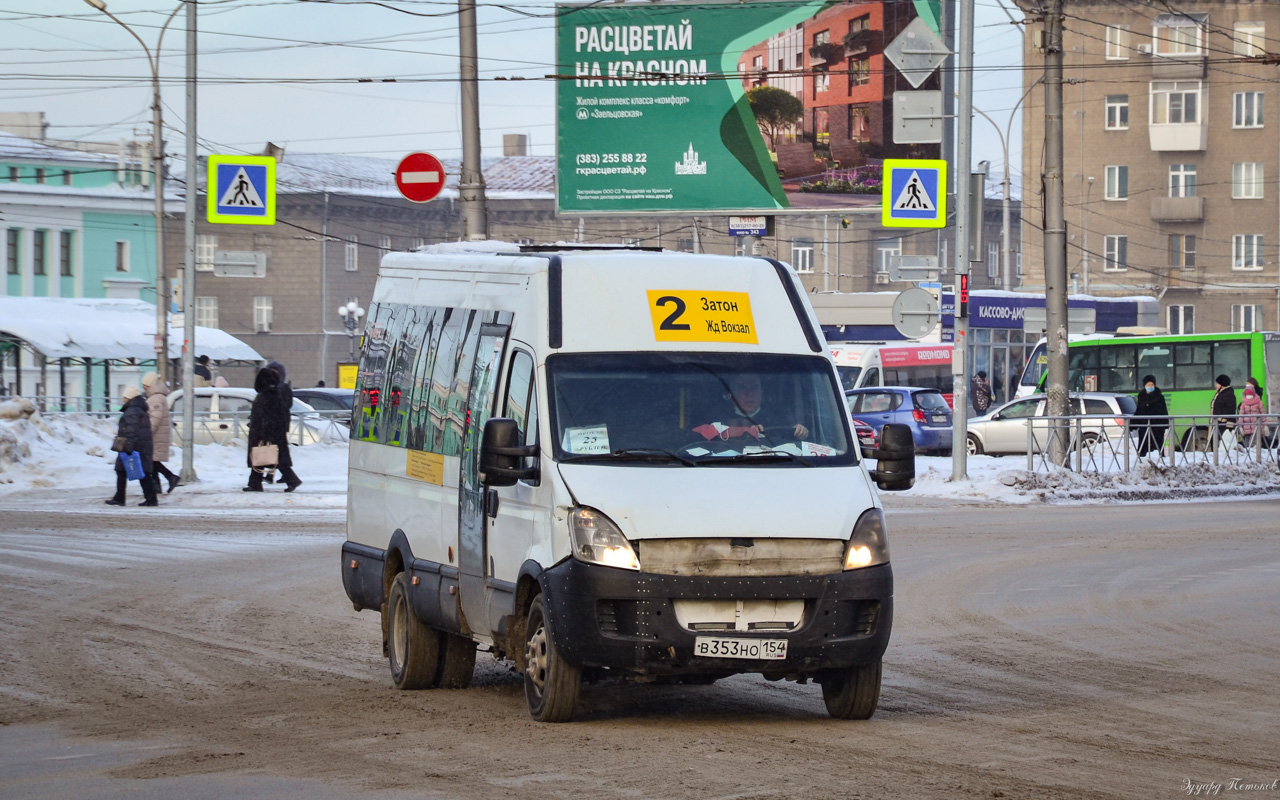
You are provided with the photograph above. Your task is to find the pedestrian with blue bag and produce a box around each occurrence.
[106,385,159,507]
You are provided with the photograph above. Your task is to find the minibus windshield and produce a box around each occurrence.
[546,353,855,465]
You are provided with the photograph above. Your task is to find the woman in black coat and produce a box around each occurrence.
[1133,375,1169,456]
[107,386,158,506]
[244,362,303,492]
[1211,374,1237,446]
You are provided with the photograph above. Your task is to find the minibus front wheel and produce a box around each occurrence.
[387,572,442,690]
[819,659,882,720]
[523,594,581,722]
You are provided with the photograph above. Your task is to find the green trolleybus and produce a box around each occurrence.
[1021,331,1280,449]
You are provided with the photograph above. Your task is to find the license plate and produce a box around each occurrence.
[693,636,787,660]
[932,415,947,424]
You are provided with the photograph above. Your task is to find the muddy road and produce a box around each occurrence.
[1,500,1277,799]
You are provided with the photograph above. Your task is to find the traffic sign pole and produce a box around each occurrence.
[951,0,975,481]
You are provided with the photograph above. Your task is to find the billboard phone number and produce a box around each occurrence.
[576,153,649,165]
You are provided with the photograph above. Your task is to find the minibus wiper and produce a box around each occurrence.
[608,448,698,466]
[713,450,817,467]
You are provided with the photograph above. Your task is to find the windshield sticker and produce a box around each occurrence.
[801,442,836,457]
[564,424,610,454]
[647,290,758,345]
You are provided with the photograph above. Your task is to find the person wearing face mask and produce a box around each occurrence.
[1132,375,1169,457]
[1238,383,1264,448]
[693,373,810,443]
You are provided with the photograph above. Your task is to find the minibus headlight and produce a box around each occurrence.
[569,507,640,571]
[844,508,890,570]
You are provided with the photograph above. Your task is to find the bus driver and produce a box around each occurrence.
[694,373,810,442]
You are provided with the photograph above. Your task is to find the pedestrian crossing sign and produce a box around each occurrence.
[882,158,946,228]
[207,154,276,225]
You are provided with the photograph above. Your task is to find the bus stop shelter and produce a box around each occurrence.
[0,297,264,410]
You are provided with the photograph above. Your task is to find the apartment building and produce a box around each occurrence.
[1020,1,1280,333]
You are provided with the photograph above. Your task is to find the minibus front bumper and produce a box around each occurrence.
[538,558,892,675]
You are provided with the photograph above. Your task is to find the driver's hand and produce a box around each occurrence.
[793,423,809,438]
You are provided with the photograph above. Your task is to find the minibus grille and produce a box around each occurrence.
[636,538,844,577]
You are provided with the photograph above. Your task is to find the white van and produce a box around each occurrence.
[829,342,955,404]
[340,245,914,722]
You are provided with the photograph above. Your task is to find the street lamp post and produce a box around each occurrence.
[337,300,365,363]
[974,79,1043,292]
[1082,175,1094,294]
[84,0,183,385]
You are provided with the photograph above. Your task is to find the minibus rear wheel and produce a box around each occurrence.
[820,659,881,720]
[387,572,442,690]
[523,593,581,722]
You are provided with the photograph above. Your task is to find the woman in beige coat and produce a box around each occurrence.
[141,372,180,494]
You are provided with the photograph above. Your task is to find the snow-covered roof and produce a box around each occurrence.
[0,132,123,166]
[0,297,263,362]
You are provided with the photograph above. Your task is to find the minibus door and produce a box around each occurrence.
[457,324,508,636]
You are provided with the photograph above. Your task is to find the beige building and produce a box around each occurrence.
[1019,1,1280,334]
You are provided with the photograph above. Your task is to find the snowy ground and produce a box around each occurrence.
[2,404,1277,509]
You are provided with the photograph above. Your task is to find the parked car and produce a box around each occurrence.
[292,388,355,425]
[851,417,879,451]
[964,392,1138,456]
[168,387,331,446]
[846,386,953,456]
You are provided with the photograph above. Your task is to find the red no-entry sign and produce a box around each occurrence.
[395,152,446,203]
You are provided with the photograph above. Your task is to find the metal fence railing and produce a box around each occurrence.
[32,409,351,447]
[1026,413,1280,474]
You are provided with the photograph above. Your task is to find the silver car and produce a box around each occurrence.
[965,392,1138,456]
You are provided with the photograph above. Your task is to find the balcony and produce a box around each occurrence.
[808,42,845,67]
[1150,196,1203,222]
[843,29,877,56]
[1149,122,1207,152]
[1151,55,1207,80]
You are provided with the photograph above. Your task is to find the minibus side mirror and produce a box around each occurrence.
[865,423,915,491]
[481,417,540,486]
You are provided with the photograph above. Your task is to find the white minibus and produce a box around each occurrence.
[340,245,914,721]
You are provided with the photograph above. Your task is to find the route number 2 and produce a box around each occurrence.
[655,295,691,330]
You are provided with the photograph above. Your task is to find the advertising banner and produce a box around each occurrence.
[556,0,893,214]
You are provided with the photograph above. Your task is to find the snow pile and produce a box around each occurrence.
[995,458,1280,502]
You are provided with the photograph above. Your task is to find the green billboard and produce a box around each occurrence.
[557,0,892,215]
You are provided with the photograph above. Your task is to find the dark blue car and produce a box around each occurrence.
[845,386,953,456]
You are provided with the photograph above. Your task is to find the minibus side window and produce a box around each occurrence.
[862,367,880,387]
[427,309,465,455]
[503,350,540,477]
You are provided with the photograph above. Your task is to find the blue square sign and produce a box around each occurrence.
[882,159,947,228]
[207,155,276,225]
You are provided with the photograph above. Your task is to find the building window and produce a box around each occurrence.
[1104,165,1128,200]
[814,71,830,94]
[791,238,814,273]
[876,238,902,273]
[1232,304,1263,332]
[378,234,391,256]
[1233,234,1264,270]
[1234,22,1265,57]
[59,231,73,277]
[115,240,129,273]
[344,235,359,271]
[1105,25,1130,59]
[849,105,870,140]
[1233,92,1264,128]
[1153,17,1204,56]
[849,15,869,34]
[35,168,46,184]
[32,230,46,276]
[675,237,695,253]
[7,167,16,182]
[195,234,216,272]
[6,229,18,275]
[1103,235,1128,271]
[1168,305,1194,335]
[1168,234,1196,268]
[812,107,829,143]
[195,296,219,328]
[1169,164,1196,197]
[987,241,999,278]
[1151,81,1200,124]
[1233,163,1264,199]
[1104,95,1129,130]
[62,170,73,186]
[849,58,870,87]
[254,296,273,333]
[814,29,829,46]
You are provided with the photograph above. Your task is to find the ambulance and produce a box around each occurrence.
[339,245,914,722]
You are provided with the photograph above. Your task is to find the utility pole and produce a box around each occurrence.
[950,0,975,480]
[180,0,197,483]
[458,0,488,240]
[1042,0,1071,463]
